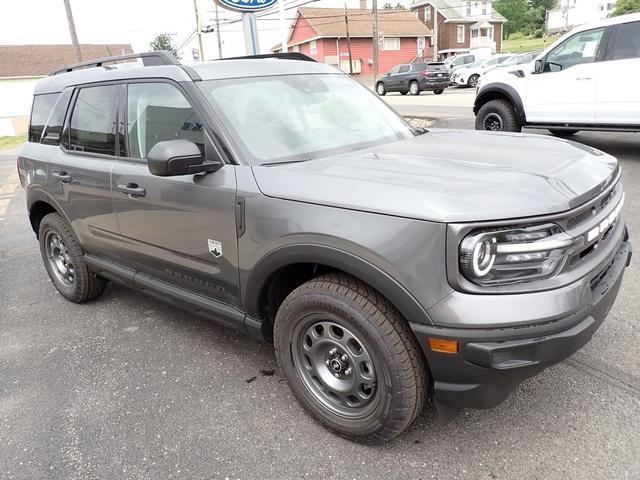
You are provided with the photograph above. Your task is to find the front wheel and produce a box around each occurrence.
[409,81,420,95]
[548,129,579,137]
[467,74,480,88]
[39,212,107,303]
[475,99,522,132]
[433,89,444,95]
[274,273,428,443]
[376,82,386,96]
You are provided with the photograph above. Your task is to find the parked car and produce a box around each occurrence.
[443,53,476,71]
[475,13,640,134]
[19,50,630,443]
[450,54,512,87]
[483,51,541,75]
[376,62,449,95]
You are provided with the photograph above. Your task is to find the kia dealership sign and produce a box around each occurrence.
[214,0,277,12]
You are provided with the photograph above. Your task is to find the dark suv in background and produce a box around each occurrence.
[376,62,449,96]
[18,51,631,443]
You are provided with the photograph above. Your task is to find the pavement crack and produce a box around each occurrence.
[565,352,640,400]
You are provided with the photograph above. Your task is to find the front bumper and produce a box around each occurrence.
[410,238,631,410]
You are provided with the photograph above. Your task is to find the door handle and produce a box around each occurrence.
[52,170,72,183]
[117,183,146,197]
[576,76,592,81]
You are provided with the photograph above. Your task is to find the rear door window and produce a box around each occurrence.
[398,65,410,74]
[29,93,59,143]
[69,85,119,156]
[611,21,640,60]
[125,82,204,159]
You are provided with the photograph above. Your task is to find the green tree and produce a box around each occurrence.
[611,0,640,16]
[493,0,529,37]
[149,33,181,60]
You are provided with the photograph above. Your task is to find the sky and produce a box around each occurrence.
[0,0,413,63]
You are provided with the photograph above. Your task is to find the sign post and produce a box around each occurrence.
[213,0,278,56]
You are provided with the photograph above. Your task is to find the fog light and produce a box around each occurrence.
[428,337,458,354]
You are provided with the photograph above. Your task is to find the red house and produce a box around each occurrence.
[272,8,433,82]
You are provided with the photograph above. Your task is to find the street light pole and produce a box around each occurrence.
[194,0,205,60]
[372,0,379,81]
[214,2,223,58]
[62,0,82,62]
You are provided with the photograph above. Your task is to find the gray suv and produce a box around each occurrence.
[18,51,631,442]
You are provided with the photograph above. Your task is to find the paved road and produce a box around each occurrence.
[2,117,640,479]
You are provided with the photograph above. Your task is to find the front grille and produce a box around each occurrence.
[566,184,618,229]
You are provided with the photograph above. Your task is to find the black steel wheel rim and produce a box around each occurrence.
[292,317,379,418]
[483,113,503,131]
[45,230,75,287]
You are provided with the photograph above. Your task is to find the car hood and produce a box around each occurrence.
[252,130,619,223]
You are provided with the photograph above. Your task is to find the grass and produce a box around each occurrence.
[0,134,27,151]
[502,35,560,53]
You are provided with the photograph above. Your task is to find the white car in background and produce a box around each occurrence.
[474,12,640,135]
[450,54,512,88]
[476,51,541,88]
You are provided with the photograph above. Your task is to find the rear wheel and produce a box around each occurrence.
[274,273,428,443]
[409,81,420,95]
[39,213,107,303]
[548,129,579,137]
[433,89,444,95]
[467,74,480,88]
[475,99,522,132]
[376,82,386,96]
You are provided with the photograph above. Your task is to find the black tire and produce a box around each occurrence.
[467,74,480,88]
[400,90,408,95]
[433,89,444,95]
[409,81,420,96]
[39,212,107,303]
[274,273,428,443]
[375,82,386,96]
[548,129,579,137]
[475,99,522,132]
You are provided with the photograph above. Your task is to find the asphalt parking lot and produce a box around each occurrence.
[1,107,640,479]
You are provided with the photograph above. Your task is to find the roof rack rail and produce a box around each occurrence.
[51,50,181,76]
[222,53,317,62]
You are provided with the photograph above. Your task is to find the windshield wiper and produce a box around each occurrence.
[414,127,429,136]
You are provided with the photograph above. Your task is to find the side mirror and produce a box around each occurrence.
[533,59,543,73]
[147,139,222,177]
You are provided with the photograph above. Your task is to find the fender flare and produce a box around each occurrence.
[474,83,527,126]
[242,243,434,326]
[26,187,71,234]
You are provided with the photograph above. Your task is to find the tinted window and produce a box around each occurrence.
[611,21,640,60]
[41,90,72,146]
[545,27,605,71]
[398,65,410,74]
[126,83,204,159]
[29,93,59,143]
[69,85,119,155]
[464,55,475,63]
[389,66,401,75]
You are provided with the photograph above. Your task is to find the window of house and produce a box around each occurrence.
[382,37,401,50]
[310,40,317,55]
[126,83,204,159]
[292,45,300,52]
[29,93,59,143]
[482,2,487,15]
[425,6,431,21]
[466,2,471,15]
[457,25,465,43]
[610,21,640,60]
[69,85,119,156]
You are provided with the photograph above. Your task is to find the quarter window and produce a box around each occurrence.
[29,93,59,143]
[126,83,204,159]
[544,27,605,71]
[69,85,119,156]
[382,37,401,50]
[611,21,640,60]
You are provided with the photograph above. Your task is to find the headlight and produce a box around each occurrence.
[459,223,579,286]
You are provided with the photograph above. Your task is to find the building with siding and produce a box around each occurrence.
[272,8,432,82]
[410,0,506,59]
[0,44,132,137]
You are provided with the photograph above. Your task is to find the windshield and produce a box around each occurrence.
[199,74,414,165]
[499,55,521,67]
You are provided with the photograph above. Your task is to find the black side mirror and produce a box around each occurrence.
[534,59,543,73]
[147,139,222,177]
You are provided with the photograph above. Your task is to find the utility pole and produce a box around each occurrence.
[433,5,438,61]
[279,0,288,53]
[62,0,82,62]
[344,4,353,75]
[372,0,379,81]
[214,2,223,58]
[193,0,205,61]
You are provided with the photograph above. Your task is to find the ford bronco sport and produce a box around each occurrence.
[18,51,631,442]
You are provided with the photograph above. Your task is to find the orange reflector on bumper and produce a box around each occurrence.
[428,337,458,354]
